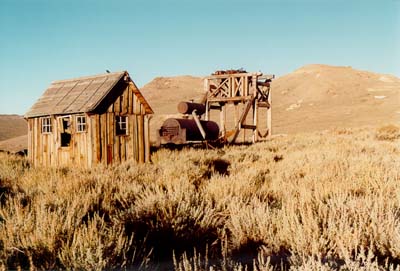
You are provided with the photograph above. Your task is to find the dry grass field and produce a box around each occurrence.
[0,124,399,270]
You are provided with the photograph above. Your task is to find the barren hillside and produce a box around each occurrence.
[0,135,27,153]
[0,115,27,152]
[141,75,205,113]
[0,115,27,142]
[272,64,400,133]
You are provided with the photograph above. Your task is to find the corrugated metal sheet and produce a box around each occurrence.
[25,71,153,118]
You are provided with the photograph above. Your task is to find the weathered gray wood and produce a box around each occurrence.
[207,96,253,103]
[138,115,144,163]
[252,101,258,143]
[144,116,151,162]
[241,124,257,130]
[267,86,272,139]
[230,98,254,144]
[220,106,225,139]
[101,113,107,165]
[133,115,139,162]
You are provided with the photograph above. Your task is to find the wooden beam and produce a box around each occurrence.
[267,87,272,139]
[101,113,107,165]
[230,97,255,143]
[241,124,257,130]
[258,129,269,138]
[220,105,226,140]
[252,100,258,143]
[209,78,229,97]
[209,105,222,110]
[138,115,144,163]
[258,74,275,80]
[204,72,261,79]
[192,111,206,140]
[87,114,92,168]
[244,76,249,96]
[205,102,210,121]
[127,115,134,161]
[258,101,270,108]
[207,96,253,103]
[133,115,138,162]
[144,115,151,163]
[240,98,255,125]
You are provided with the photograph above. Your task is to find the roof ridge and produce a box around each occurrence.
[52,71,127,84]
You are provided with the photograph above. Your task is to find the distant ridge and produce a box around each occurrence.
[0,114,27,141]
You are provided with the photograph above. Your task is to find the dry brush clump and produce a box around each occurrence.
[0,124,399,270]
[376,124,400,141]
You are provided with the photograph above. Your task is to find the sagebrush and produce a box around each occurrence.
[0,125,399,270]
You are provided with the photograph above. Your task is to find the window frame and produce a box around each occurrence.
[115,115,128,136]
[76,115,87,133]
[41,117,52,134]
[58,116,72,147]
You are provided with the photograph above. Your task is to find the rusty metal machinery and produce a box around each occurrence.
[158,100,220,145]
[177,102,206,115]
[159,118,219,145]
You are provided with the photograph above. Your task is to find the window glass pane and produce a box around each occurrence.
[76,116,86,132]
[116,116,128,135]
[41,117,52,133]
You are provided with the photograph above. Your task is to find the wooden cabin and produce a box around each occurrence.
[24,71,153,167]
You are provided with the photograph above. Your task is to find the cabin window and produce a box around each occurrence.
[60,116,72,147]
[76,116,86,132]
[41,117,52,133]
[116,116,128,135]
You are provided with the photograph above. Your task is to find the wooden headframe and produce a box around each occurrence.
[203,71,273,144]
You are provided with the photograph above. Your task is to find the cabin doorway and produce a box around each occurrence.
[57,116,72,166]
[59,116,72,147]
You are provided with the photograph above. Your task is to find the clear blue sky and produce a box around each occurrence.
[0,0,399,115]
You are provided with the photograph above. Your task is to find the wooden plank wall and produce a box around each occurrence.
[89,84,150,166]
[28,115,91,167]
[27,117,55,167]
[73,117,89,167]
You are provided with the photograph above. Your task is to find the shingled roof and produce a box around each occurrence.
[25,71,153,118]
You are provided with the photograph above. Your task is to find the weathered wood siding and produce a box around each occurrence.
[27,117,54,167]
[89,83,150,165]
[27,114,91,167]
[27,82,151,167]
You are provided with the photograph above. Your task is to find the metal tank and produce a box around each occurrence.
[158,118,219,145]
